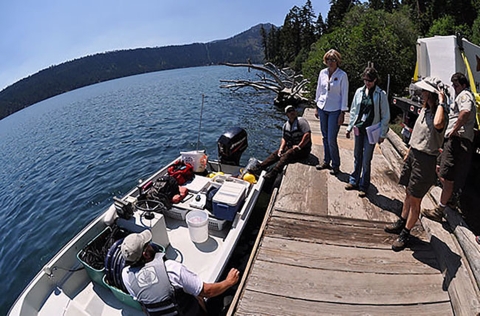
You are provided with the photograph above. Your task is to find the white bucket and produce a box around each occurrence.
[185,210,209,243]
[181,151,208,173]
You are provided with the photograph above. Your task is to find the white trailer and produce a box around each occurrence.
[393,34,480,141]
[415,35,480,93]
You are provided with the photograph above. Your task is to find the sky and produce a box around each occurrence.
[0,1,330,91]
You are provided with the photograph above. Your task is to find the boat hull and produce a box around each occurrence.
[9,158,264,315]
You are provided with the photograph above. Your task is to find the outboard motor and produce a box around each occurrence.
[217,127,248,166]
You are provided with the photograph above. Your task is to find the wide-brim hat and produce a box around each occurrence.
[413,77,441,93]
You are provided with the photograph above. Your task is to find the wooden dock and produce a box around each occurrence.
[229,108,480,315]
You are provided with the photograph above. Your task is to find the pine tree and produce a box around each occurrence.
[326,0,358,31]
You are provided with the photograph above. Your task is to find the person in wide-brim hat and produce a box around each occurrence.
[384,76,447,252]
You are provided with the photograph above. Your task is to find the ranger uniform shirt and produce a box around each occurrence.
[409,107,446,156]
[446,89,476,142]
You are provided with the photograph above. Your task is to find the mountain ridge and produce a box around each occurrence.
[0,23,272,120]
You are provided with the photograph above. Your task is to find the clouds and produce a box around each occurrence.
[0,0,329,90]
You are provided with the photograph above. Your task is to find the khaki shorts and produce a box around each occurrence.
[399,148,437,198]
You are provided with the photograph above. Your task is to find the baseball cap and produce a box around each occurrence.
[284,105,295,113]
[121,230,152,263]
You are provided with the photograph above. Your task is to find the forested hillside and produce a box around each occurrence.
[3,0,480,121]
[0,23,270,120]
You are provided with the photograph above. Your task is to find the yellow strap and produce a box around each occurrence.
[475,93,480,127]
[413,60,419,83]
[460,50,480,126]
[461,51,478,94]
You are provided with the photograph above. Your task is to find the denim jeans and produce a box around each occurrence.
[349,128,376,191]
[318,108,341,168]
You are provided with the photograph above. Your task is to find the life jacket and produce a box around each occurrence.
[167,161,194,185]
[283,118,308,148]
[124,253,202,316]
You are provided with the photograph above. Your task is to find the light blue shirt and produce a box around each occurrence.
[315,67,349,112]
[348,85,391,139]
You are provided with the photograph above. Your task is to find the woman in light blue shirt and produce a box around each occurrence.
[345,67,390,197]
[315,49,349,175]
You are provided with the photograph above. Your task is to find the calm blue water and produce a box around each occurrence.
[0,65,287,314]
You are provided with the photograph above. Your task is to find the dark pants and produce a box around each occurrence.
[260,146,310,173]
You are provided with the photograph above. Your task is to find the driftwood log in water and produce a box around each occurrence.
[220,62,310,107]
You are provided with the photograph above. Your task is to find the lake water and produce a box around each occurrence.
[0,65,289,314]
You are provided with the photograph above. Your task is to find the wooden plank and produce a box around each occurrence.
[421,216,480,315]
[385,128,408,157]
[326,147,405,222]
[245,260,449,305]
[277,149,404,224]
[275,161,329,216]
[270,210,428,242]
[257,236,440,275]
[380,131,406,179]
[236,290,454,316]
[445,206,480,290]
[265,212,430,250]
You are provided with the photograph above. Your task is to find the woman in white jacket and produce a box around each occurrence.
[315,49,349,175]
[345,67,390,197]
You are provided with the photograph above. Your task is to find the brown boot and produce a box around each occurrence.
[392,229,410,252]
[384,218,406,234]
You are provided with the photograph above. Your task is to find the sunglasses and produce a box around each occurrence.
[363,78,374,83]
[286,109,295,113]
[326,58,337,62]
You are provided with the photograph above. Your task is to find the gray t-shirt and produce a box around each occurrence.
[446,89,476,142]
[409,107,446,156]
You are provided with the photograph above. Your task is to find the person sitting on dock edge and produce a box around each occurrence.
[384,77,447,252]
[121,230,240,315]
[249,105,312,180]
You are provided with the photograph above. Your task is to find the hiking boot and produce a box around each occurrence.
[421,205,445,223]
[330,167,340,175]
[315,162,331,170]
[358,190,367,198]
[345,183,358,190]
[384,218,406,234]
[392,230,410,252]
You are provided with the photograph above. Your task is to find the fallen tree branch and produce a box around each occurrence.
[220,62,311,107]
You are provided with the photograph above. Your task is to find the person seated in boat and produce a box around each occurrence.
[121,230,240,316]
[250,105,312,180]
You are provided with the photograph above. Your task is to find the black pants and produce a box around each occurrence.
[260,146,310,173]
